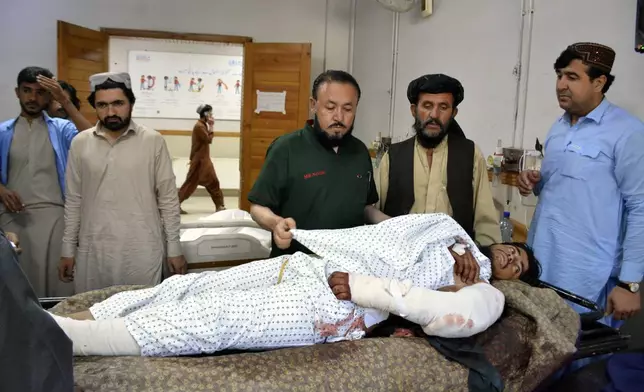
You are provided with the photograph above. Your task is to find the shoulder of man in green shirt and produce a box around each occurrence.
[248,123,378,218]
[247,126,306,211]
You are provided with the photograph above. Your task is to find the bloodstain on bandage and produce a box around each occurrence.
[315,310,366,338]
[442,314,475,329]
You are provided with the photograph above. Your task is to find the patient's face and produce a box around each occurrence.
[490,244,529,280]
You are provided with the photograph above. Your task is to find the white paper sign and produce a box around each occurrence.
[255,90,287,114]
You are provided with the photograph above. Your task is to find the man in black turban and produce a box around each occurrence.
[406,73,465,148]
[375,74,501,249]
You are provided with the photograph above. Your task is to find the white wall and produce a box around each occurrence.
[351,0,395,144]
[0,0,353,122]
[521,0,644,150]
[353,0,523,157]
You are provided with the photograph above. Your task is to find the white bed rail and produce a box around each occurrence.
[180,220,262,230]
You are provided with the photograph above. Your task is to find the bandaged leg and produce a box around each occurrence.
[349,275,504,338]
[49,313,141,356]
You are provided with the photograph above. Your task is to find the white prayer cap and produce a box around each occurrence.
[89,72,132,91]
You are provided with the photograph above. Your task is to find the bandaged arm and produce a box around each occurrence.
[349,275,505,338]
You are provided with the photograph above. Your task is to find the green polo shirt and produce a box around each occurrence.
[248,123,378,257]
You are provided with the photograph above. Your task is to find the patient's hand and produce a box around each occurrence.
[450,246,480,284]
[328,271,351,300]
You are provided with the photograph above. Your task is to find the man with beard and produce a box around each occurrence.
[518,43,643,328]
[59,72,187,293]
[0,66,79,297]
[40,76,94,131]
[377,74,500,248]
[248,70,388,257]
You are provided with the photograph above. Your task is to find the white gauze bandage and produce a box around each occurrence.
[349,274,505,338]
[49,313,141,356]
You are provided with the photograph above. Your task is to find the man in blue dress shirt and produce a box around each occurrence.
[518,42,643,328]
[0,66,79,297]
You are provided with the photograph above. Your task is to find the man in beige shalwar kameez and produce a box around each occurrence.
[59,72,187,293]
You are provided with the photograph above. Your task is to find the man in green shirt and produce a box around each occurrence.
[248,70,389,257]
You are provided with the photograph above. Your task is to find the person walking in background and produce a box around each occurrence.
[178,104,226,214]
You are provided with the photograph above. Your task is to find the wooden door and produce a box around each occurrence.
[57,21,109,124]
[239,43,312,212]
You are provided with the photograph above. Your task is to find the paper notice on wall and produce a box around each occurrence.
[255,90,287,114]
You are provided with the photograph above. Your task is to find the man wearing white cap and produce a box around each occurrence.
[59,72,187,293]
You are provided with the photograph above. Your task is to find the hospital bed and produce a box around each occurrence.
[45,278,632,392]
[179,209,271,272]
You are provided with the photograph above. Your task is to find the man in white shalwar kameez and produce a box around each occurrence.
[59,72,187,293]
[51,214,541,357]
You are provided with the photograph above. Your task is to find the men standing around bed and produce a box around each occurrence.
[178,104,225,214]
[59,72,187,293]
[248,70,389,257]
[376,74,501,247]
[0,66,79,297]
[518,43,644,326]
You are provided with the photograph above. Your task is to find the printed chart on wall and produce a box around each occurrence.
[128,50,243,120]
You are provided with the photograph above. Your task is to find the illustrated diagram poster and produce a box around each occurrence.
[128,50,243,120]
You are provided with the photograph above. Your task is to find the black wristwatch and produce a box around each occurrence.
[617,281,640,293]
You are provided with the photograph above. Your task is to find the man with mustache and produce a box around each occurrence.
[248,70,388,257]
[0,66,79,297]
[518,43,644,327]
[377,74,501,249]
[59,72,187,293]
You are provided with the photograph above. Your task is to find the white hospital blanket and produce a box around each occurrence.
[90,213,491,357]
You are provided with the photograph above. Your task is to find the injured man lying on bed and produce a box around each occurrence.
[49,213,541,357]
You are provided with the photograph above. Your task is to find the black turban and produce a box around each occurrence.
[407,74,464,107]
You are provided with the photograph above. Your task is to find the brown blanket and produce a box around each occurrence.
[52,280,579,392]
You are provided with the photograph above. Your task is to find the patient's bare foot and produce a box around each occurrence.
[216,206,226,212]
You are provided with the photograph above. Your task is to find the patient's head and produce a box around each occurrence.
[480,242,541,284]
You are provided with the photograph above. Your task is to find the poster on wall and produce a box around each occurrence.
[128,50,243,120]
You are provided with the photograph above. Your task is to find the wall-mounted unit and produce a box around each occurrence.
[421,0,433,18]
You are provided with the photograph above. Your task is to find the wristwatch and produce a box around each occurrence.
[617,281,640,293]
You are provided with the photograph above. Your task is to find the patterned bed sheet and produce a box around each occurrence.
[52,280,580,392]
